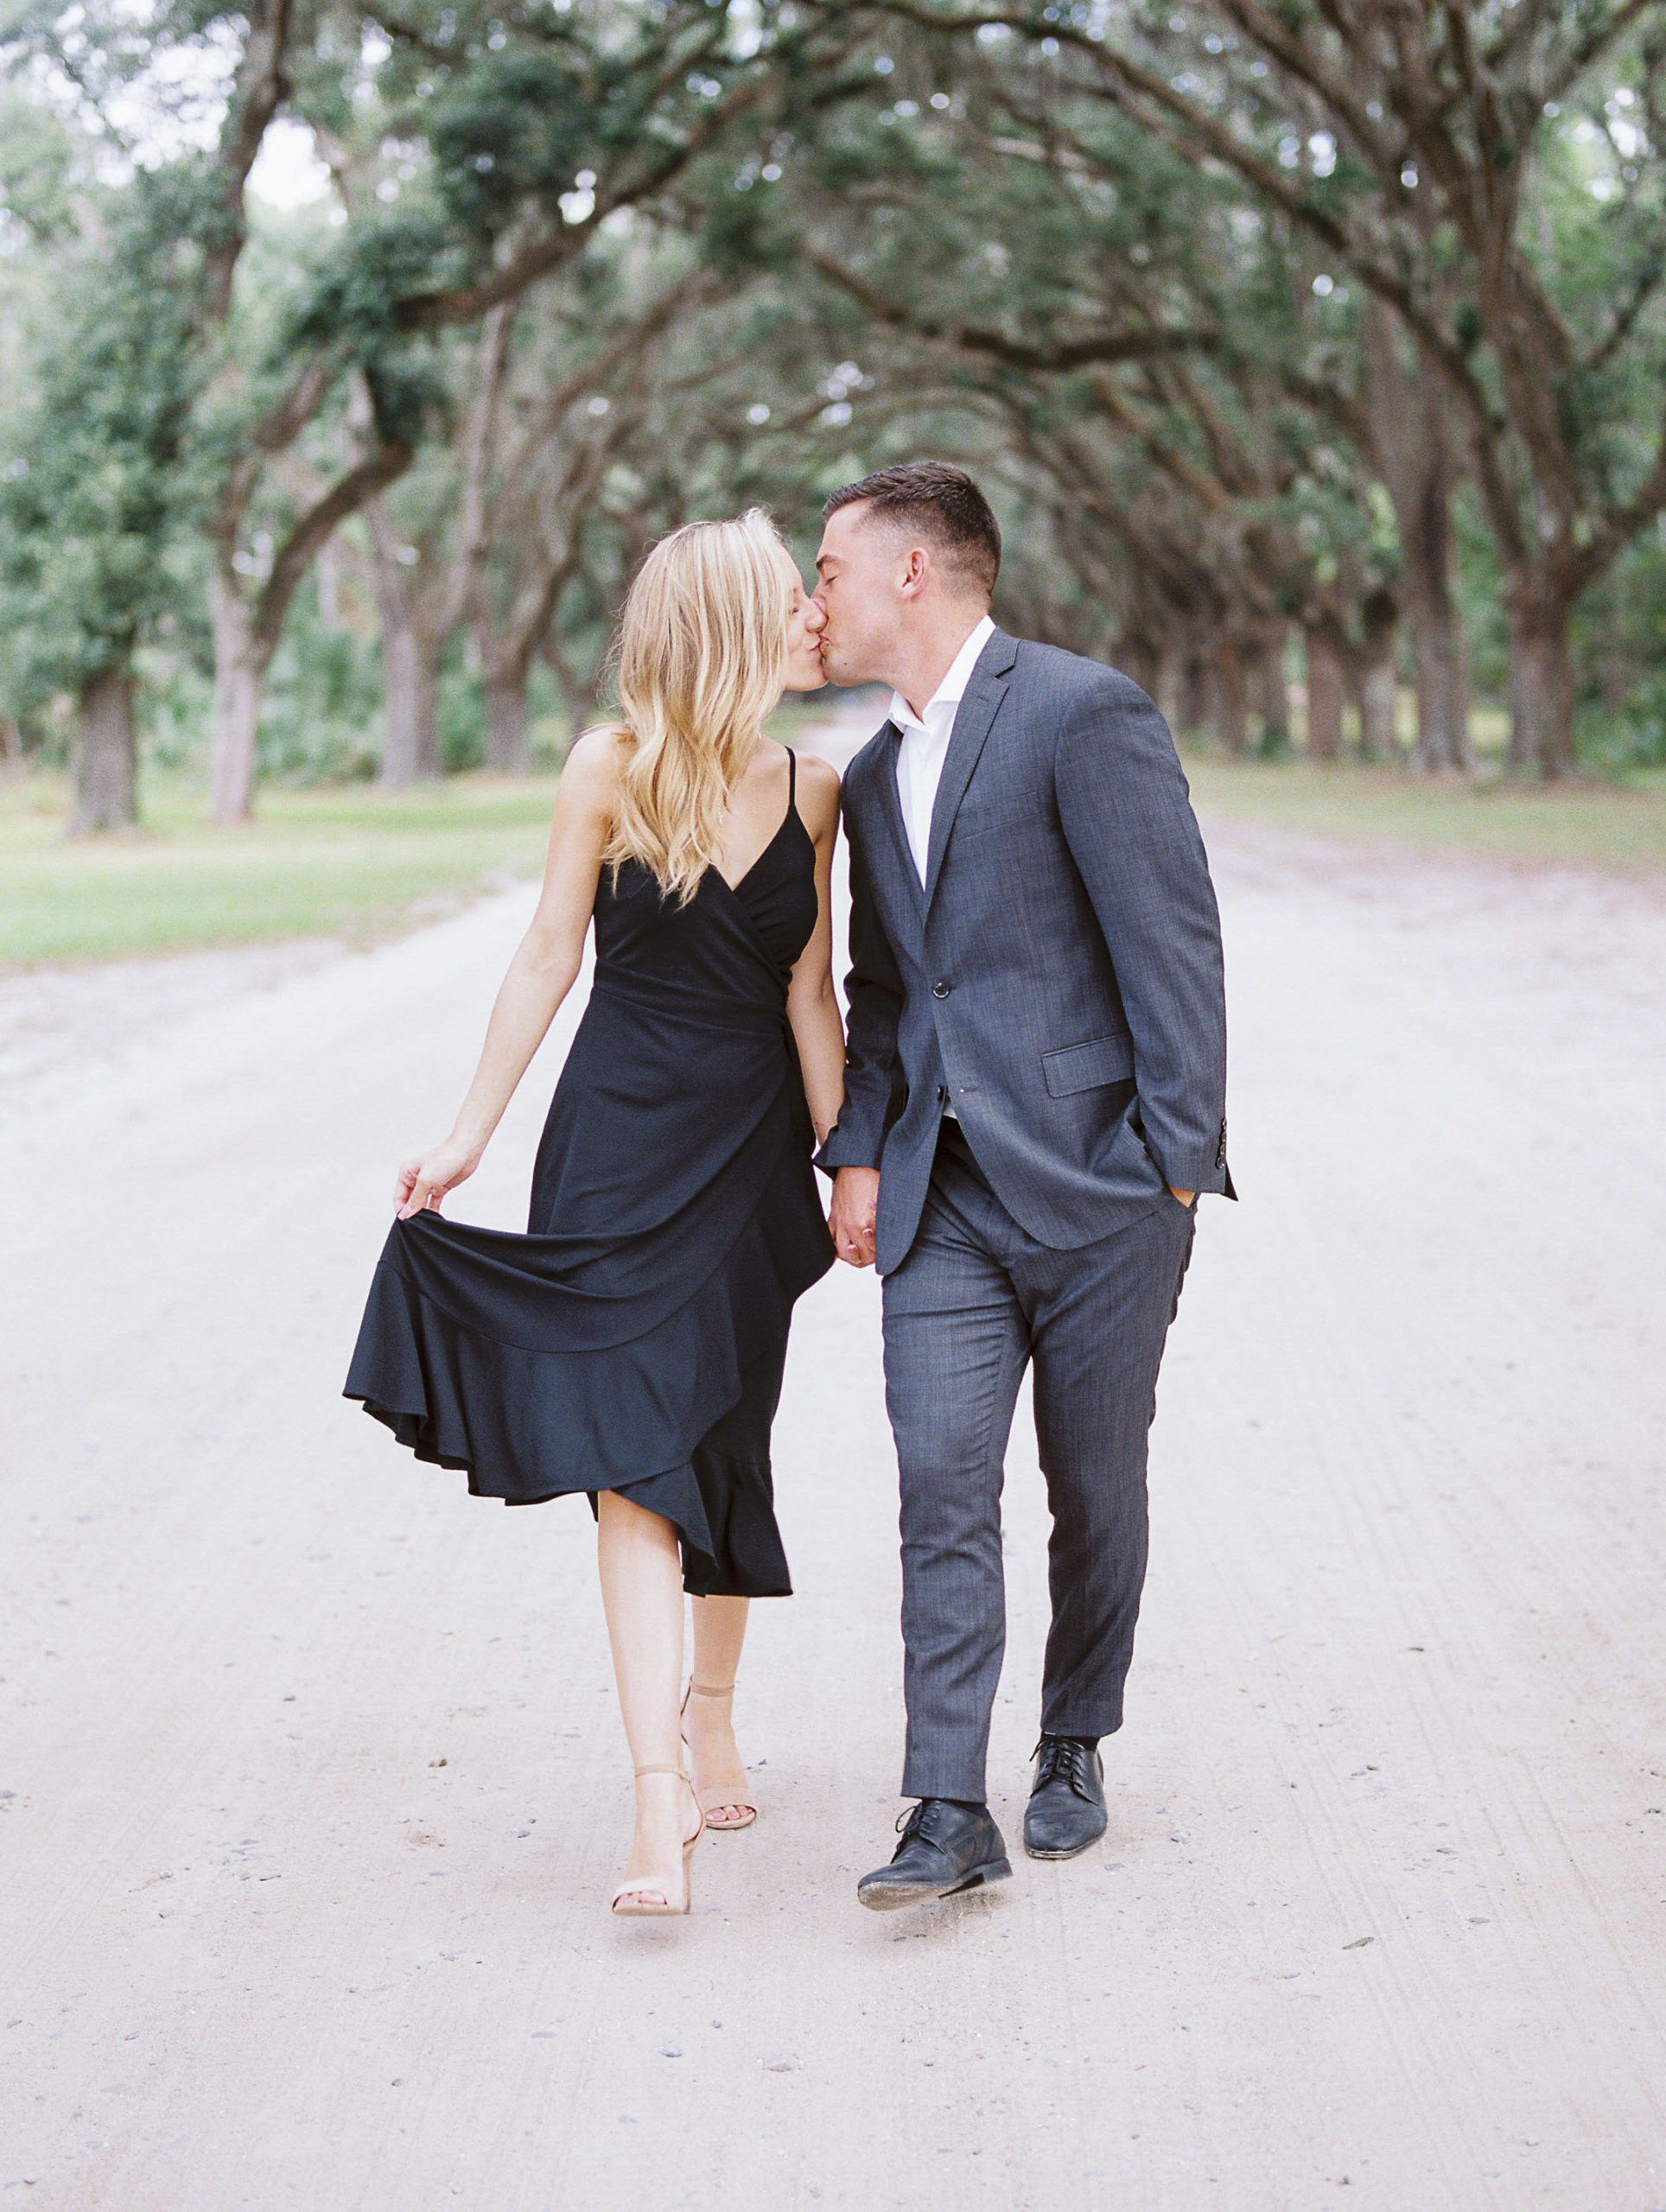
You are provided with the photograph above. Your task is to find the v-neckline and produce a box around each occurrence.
[710,749,798,895]
[711,808,790,899]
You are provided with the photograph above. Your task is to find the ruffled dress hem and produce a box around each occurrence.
[344,1128,824,1599]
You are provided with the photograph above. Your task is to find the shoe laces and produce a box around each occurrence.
[893,1798,965,1851]
[1033,1737,1093,1795]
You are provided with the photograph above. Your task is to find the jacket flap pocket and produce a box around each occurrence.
[1042,1032,1135,1098]
[952,802,1045,845]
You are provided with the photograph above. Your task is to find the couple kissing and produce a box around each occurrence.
[346,461,1232,1918]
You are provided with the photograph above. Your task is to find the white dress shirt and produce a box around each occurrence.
[890,613,995,886]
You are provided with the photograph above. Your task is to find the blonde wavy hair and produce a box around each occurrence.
[599,509,798,904]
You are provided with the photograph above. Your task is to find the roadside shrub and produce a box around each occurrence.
[258,616,382,785]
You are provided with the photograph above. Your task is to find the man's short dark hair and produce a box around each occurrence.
[823,461,1001,598]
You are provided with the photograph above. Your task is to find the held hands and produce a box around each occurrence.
[395,1140,482,1220]
[1170,1187,1194,1206]
[830,1166,881,1268]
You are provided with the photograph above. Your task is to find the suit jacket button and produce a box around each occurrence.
[932,979,951,999]
[936,1085,948,1104]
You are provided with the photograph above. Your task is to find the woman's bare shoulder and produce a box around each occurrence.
[563,724,629,779]
[556,727,628,810]
[790,746,842,831]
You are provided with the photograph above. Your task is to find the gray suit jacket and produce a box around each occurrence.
[817,627,1231,1275]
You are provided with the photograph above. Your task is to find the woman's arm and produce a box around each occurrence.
[394,732,618,1217]
[784,751,846,1149]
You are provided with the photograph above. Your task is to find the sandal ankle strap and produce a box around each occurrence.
[633,1762,689,1779]
[687,1681,736,1700]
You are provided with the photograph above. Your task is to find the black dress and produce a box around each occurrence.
[344,749,834,1598]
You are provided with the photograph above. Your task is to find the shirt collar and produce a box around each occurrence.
[889,614,996,740]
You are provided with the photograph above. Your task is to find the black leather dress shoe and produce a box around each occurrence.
[856,1798,1013,1912]
[1024,1736,1107,1860]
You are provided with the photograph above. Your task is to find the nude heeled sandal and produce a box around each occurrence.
[609,1765,703,1917]
[680,1681,758,1831]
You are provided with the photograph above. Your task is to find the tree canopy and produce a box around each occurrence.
[2,0,1662,821]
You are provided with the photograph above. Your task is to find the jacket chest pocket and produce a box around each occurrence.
[1042,1032,1135,1097]
[952,798,1048,847]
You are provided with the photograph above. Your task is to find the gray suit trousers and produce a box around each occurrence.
[883,1122,1196,1802]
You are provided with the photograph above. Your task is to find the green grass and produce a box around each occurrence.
[0,770,562,969]
[7,728,1663,972]
[1182,750,1666,877]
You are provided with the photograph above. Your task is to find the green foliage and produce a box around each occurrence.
[1452,481,1510,703]
[0,172,197,699]
[256,597,385,784]
[1574,525,1666,769]
[286,211,463,356]
[437,639,486,774]
[3,0,1663,810]
[425,48,599,238]
[0,86,76,242]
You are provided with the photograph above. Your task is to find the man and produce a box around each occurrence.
[813,462,1232,1910]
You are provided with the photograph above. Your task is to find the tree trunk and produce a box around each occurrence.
[208,575,266,825]
[1180,652,1211,740]
[1356,657,1398,762]
[483,664,530,774]
[1364,296,1470,772]
[1255,623,1291,750]
[316,533,343,629]
[366,496,444,788]
[1116,635,1159,701]
[1154,636,1187,737]
[1351,592,1400,762]
[1208,635,1249,754]
[1396,446,1470,770]
[380,620,440,787]
[1406,582,1470,772]
[72,664,138,834]
[1505,590,1577,779]
[1304,628,1345,762]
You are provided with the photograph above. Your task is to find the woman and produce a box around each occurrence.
[345,511,843,1916]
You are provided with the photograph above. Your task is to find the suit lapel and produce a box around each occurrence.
[851,721,923,931]
[922,629,1019,913]
[874,721,924,921]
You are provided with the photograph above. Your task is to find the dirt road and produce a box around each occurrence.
[4,739,1664,2210]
